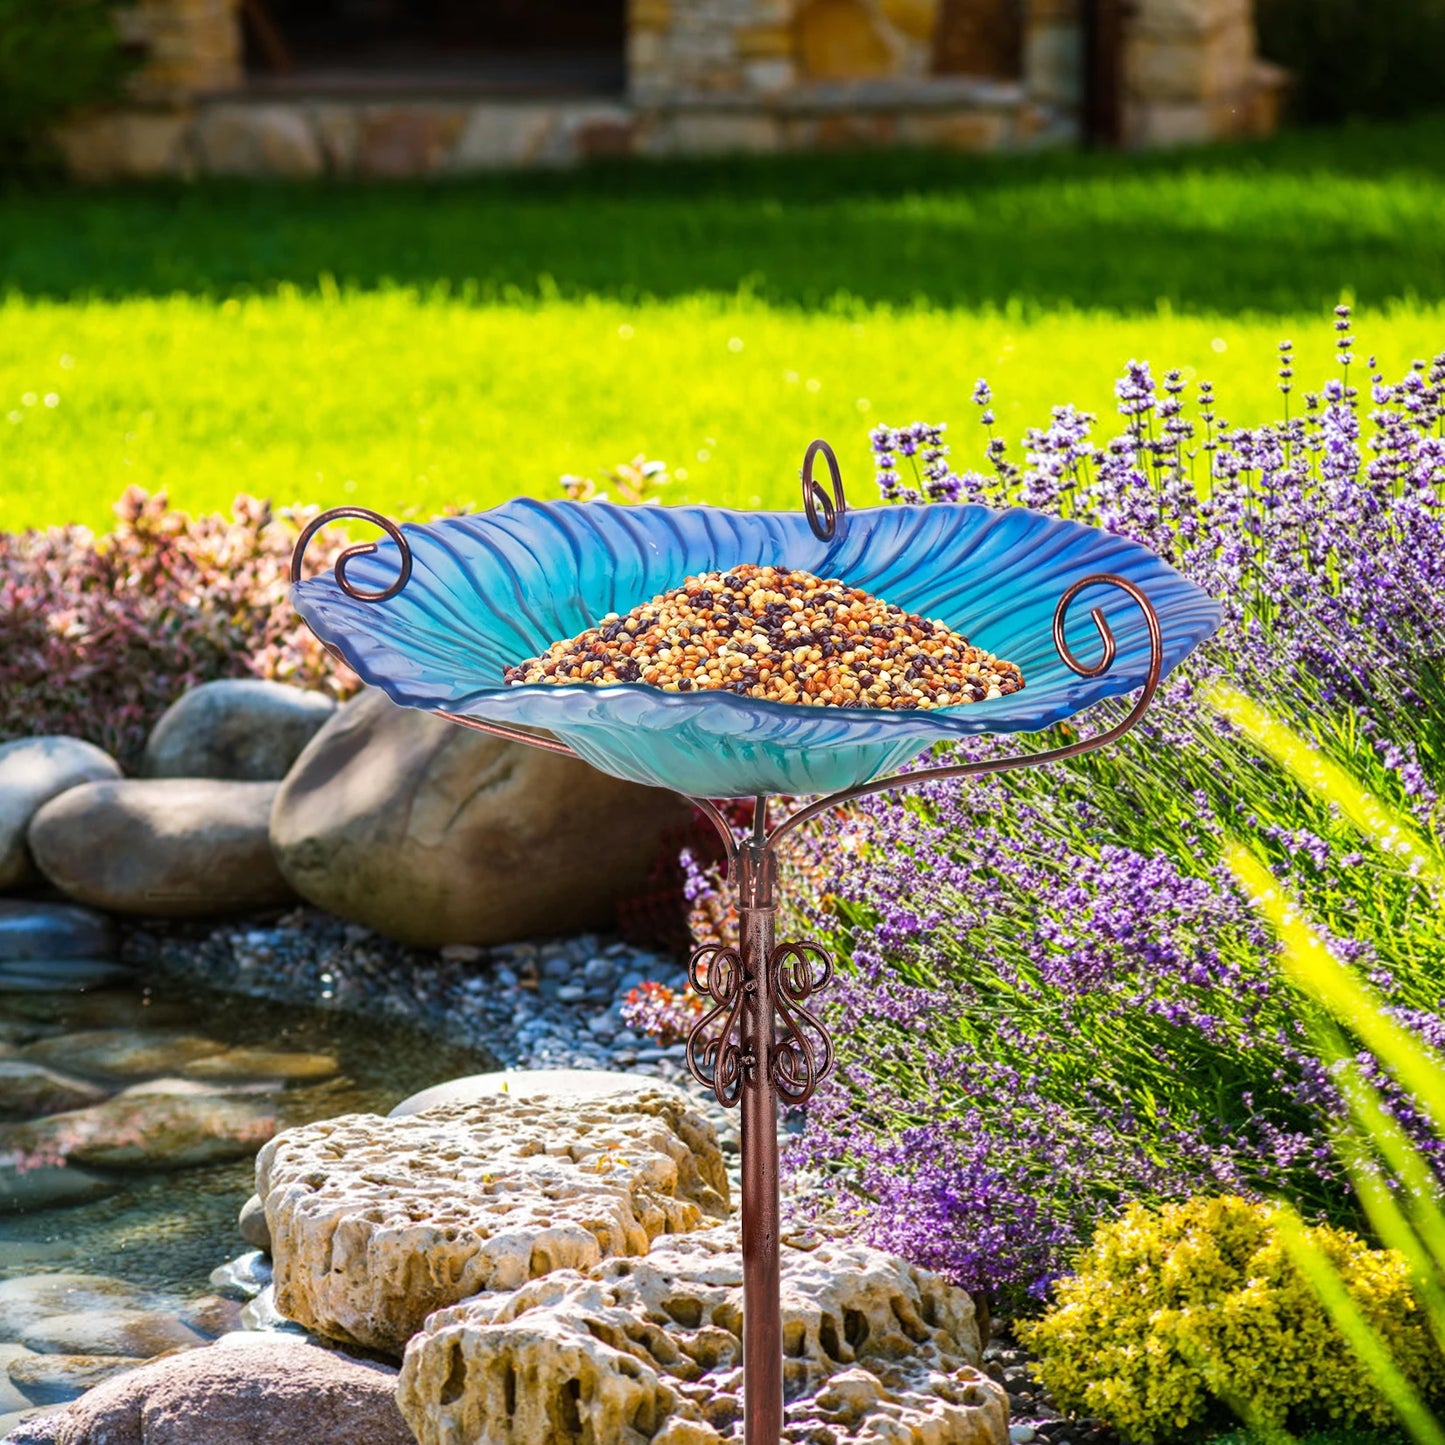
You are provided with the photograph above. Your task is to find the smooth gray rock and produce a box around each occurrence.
[13,1338,414,1445]
[0,1277,152,1338]
[0,1163,120,1213]
[141,680,336,783]
[0,1061,109,1121]
[28,780,295,917]
[0,960,134,994]
[269,687,692,948]
[0,904,115,963]
[237,1193,271,1252]
[3,1353,146,1407]
[0,739,121,891]
[0,1088,275,1171]
[19,1310,206,1359]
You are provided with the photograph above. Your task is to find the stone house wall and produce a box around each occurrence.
[56,0,1285,179]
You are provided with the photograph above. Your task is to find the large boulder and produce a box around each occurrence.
[27,780,295,916]
[398,1223,1007,1445]
[269,688,692,948]
[141,680,336,783]
[256,1085,729,1353]
[0,739,121,891]
[6,1337,415,1445]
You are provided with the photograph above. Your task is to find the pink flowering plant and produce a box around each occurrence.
[0,489,357,769]
[670,308,1445,1306]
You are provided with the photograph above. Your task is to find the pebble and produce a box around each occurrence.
[1010,1427,1037,1444]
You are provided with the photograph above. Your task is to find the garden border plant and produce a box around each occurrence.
[631,308,1445,1315]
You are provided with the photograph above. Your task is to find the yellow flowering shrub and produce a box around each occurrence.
[1018,1196,1442,1442]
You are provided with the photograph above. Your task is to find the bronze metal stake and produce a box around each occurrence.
[737,805,783,1445]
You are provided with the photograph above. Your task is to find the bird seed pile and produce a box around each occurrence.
[503,563,1024,710]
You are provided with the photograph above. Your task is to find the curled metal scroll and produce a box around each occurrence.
[769,941,835,1105]
[685,943,750,1108]
[289,506,413,603]
[769,574,1162,844]
[802,439,846,542]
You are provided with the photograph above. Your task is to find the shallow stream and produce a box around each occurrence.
[0,977,496,1298]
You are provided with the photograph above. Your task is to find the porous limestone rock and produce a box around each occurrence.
[269,687,693,948]
[398,1223,1008,1445]
[257,1087,729,1353]
[141,679,336,782]
[28,779,295,916]
[0,739,121,891]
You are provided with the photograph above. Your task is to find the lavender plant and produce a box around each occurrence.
[683,309,1445,1305]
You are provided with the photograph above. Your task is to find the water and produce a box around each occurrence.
[0,977,497,1297]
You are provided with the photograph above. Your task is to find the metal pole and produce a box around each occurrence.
[738,799,783,1445]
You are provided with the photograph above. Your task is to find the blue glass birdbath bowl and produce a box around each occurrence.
[289,449,1221,1445]
[291,496,1219,799]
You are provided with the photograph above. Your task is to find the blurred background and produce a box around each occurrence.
[0,0,1441,530]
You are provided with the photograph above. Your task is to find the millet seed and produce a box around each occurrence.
[502,563,1024,710]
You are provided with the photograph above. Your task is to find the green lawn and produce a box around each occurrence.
[3,117,1445,532]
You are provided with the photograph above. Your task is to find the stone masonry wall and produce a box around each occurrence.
[55,0,1282,179]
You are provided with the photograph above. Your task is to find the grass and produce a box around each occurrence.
[2,116,1445,531]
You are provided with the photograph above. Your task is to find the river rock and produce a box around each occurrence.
[269,687,692,948]
[398,1223,1007,1445]
[207,1253,272,1305]
[0,904,115,963]
[19,1310,206,1359]
[19,1030,227,1079]
[237,1193,271,1251]
[0,1090,275,1171]
[27,780,295,917]
[5,1354,147,1407]
[0,1061,109,1121]
[0,960,134,993]
[177,1295,243,1339]
[0,1163,120,1213]
[0,1277,153,1339]
[142,680,337,783]
[1,1344,39,1414]
[183,1045,338,1083]
[0,739,122,891]
[8,1337,415,1445]
[257,1086,729,1353]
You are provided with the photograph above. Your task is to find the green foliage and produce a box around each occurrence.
[0,490,355,768]
[1257,0,1445,125]
[1019,1197,1443,1442]
[0,0,131,171]
[1226,705,1445,1445]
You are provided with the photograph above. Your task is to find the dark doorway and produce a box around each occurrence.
[242,0,627,96]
